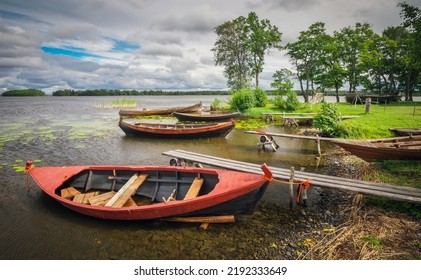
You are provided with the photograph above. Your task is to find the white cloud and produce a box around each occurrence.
[0,0,417,92]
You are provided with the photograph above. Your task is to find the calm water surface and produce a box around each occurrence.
[0,95,338,259]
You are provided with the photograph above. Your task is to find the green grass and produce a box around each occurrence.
[333,102,420,139]
[242,101,421,139]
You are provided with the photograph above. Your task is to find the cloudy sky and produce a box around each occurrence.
[0,0,419,94]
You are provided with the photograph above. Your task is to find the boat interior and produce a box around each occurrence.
[56,169,219,206]
[132,122,221,129]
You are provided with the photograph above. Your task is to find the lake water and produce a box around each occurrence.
[0,95,359,259]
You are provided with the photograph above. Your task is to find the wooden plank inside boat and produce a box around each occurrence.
[184,177,204,199]
[123,197,137,207]
[73,191,100,204]
[60,186,81,199]
[105,174,148,208]
[88,191,116,206]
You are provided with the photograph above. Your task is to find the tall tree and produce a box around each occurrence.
[315,33,347,102]
[212,17,251,90]
[243,12,282,88]
[335,23,375,93]
[360,27,406,94]
[397,2,421,101]
[212,12,282,90]
[286,22,328,102]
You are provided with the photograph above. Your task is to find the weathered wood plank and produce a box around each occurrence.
[166,149,421,196]
[73,191,100,204]
[184,177,204,200]
[123,197,137,207]
[88,191,116,206]
[60,186,81,199]
[162,149,421,204]
[105,174,148,208]
[163,215,235,223]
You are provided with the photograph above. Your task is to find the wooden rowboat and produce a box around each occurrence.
[118,118,235,139]
[389,128,421,136]
[331,135,421,161]
[27,162,272,221]
[172,111,241,122]
[118,102,202,117]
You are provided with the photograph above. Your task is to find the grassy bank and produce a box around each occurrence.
[244,101,421,139]
[243,101,421,216]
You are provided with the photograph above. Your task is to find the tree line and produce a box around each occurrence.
[212,2,421,102]
[51,89,230,96]
[1,89,46,96]
[1,89,231,96]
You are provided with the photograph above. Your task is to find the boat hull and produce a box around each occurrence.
[332,135,421,161]
[119,119,235,139]
[389,128,421,136]
[119,102,201,117]
[172,111,241,122]
[28,165,269,220]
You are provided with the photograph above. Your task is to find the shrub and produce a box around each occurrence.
[210,98,224,110]
[229,88,256,112]
[254,87,268,107]
[273,96,286,110]
[285,91,300,111]
[313,102,344,137]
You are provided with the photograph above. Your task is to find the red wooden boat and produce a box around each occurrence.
[26,162,272,220]
[119,118,235,138]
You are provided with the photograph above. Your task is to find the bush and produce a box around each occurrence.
[254,87,268,107]
[210,98,224,111]
[285,91,300,111]
[313,102,344,137]
[273,96,286,109]
[271,90,300,111]
[229,88,256,112]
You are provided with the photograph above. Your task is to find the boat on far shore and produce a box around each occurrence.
[119,102,202,117]
[172,111,241,122]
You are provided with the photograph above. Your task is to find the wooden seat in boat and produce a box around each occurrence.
[183,177,204,200]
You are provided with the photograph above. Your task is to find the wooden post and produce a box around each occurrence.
[316,135,321,157]
[289,167,295,209]
[300,167,307,207]
[365,98,371,114]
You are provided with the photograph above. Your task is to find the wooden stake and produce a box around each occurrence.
[316,135,321,156]
[300,167,307,207]
[365,97,371,114]
[289,167,295,209]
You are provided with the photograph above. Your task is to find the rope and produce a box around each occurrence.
[268,177,311,204]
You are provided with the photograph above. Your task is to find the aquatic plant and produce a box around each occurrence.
[94,99,137,108]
